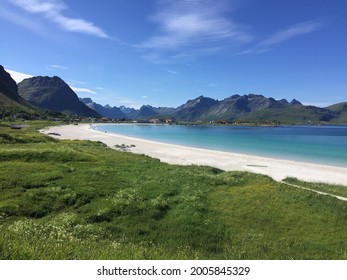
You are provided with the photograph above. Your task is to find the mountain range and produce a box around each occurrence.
[81,94,347,124]
[1,65,346,124]
[80,98,126,119]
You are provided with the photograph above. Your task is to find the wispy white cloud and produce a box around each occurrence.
[141,0,251,49]
[5,69,33,83]
[142,4,322,62]
[142,46,225,64]
[167,69,179,75]
[237,21,321,56]
[9,0,109,38]
[68,79,86,85]
[48,64,68,70]
[258,21,321,48]
[94,86,105,91]
[0,4,47,35]
[139,0,251,63]
[70,86,97,95]
[235,48,272,56]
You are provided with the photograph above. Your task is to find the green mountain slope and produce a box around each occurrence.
[325,102,347,123]
[326,102,347,112]
[0,65,38,118]
[239,105,336,124]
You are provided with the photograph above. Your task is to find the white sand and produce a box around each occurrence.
[41,124,347,186]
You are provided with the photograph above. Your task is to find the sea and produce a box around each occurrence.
[92,124,347,167]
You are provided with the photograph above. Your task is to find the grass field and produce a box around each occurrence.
[0,121,346,259]
[283,177,347,198]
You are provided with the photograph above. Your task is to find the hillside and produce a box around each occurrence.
[0,65,39,118]
[0,65,20,101]
[18,76,100,117]
[332,112,347,123]
[326,102,347,112]
[239,105,336,124]
[326,102,347,123]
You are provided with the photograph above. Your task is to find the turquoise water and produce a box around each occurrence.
[93,124,347,167]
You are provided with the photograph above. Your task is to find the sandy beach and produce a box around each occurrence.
[41,124,347,186]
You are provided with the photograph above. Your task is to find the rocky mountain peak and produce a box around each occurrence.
[18,76,99,117]
[81,97,93,104]
[290,99,302,105]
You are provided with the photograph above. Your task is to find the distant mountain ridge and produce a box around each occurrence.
[81,98,176,120]
[18,76,99,117]
[82,94,347,124]
[173,94,344,123]
[80,98,126,119]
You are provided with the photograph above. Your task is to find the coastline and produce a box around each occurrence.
[41,124,347,186]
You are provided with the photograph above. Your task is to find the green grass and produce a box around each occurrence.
[0,121,346,259]
[283,177,347,199]
[326,102,347,112]
[0,93,36,119]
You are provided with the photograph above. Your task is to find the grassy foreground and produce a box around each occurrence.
[0,122,346,259]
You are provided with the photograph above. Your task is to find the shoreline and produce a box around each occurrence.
[92,123,347,169]
[41,124,347,186]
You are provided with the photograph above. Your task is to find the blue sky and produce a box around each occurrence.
[1,0,346,108]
